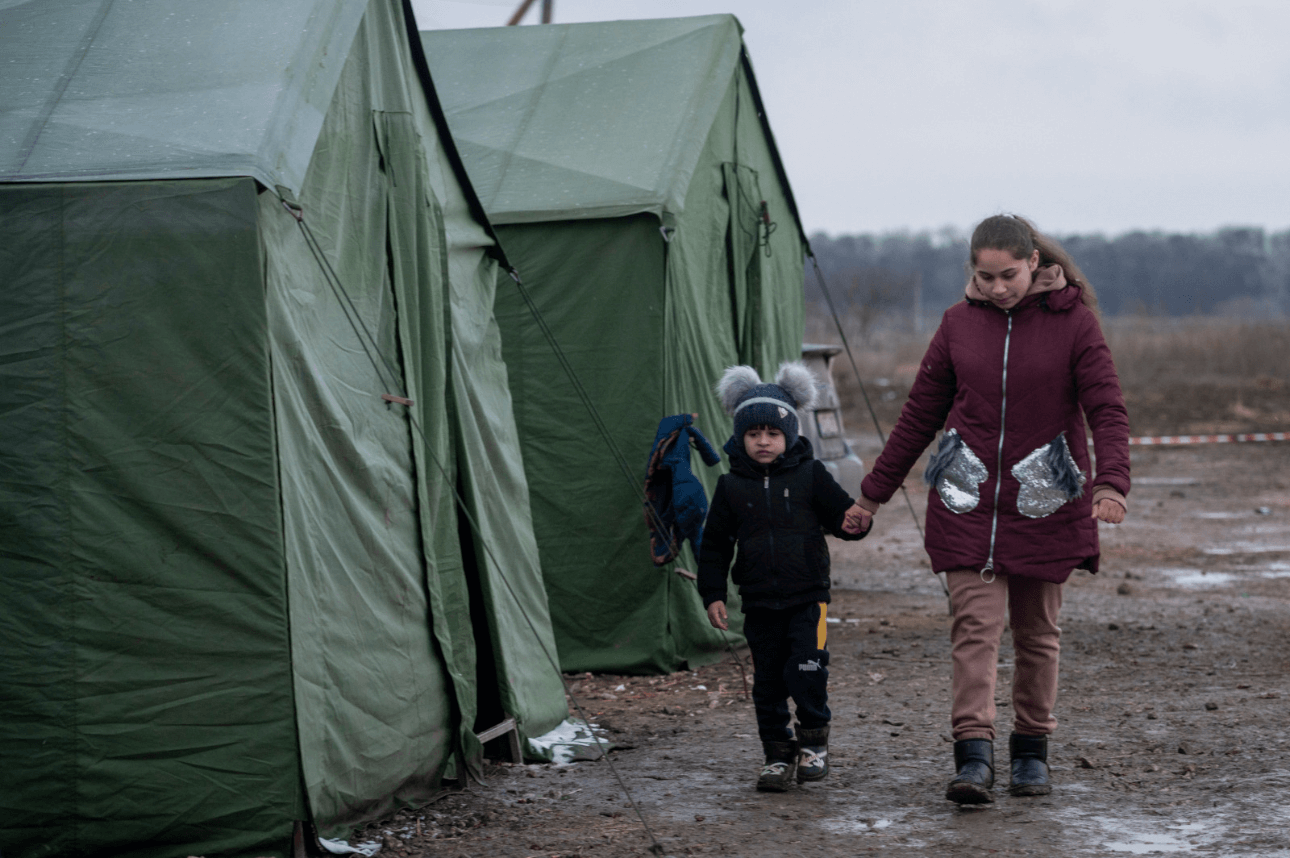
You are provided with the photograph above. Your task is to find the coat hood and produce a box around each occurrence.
[965,263,1081,311]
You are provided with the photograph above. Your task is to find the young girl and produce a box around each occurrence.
[853,214,1130,804]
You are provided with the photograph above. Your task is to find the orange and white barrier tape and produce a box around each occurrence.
[1112,432,1290,446]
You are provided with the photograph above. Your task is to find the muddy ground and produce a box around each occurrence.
[359,440,1290,858]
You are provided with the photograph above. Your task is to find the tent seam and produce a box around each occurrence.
[400,0,509,267]
[736,48,810,252]
[261,193,315,835]
[8,0,116,180]
[487,27,570,222]
[438,17,734,108]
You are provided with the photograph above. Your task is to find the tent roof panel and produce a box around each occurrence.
[421,15,743,224]
[0,0,368,193]
[454,137,673,224]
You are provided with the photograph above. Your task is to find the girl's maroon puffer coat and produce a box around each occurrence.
[860,275,1130,583]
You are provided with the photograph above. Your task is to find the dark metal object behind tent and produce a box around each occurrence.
[508,0,553,25]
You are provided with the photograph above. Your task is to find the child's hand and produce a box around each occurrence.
[1091,498,1126,524]
[842,502,873,535]
[707,601,728,631]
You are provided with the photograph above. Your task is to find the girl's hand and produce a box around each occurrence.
[707,601,728,631]
[1091,498,1126,524]
[842,502,873,534]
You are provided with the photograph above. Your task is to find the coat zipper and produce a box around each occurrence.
[764,472,777,584]
[982,312,1013,582]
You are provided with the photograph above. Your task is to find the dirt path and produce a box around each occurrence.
[364,442,1290,857]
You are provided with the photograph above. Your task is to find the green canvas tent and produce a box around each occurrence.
[0,1,567,855]
[422,16,811,674]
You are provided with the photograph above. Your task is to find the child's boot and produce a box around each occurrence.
[945,738,994,804]
[795,725,830,782]
[756,740,798,792]
[1008,733,1051,796]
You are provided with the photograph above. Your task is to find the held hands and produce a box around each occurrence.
[1091,498,1126,524]
[706,601,728,631]
[842,502,873,535]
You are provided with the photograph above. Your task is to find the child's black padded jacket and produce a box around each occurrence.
[697,435,867,611]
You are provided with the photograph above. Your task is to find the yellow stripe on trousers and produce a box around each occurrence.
[817,602,828,650]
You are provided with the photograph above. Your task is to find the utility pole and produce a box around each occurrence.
[912,271,922,335]
[508,0,553,25]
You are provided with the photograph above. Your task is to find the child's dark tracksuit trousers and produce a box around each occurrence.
[743,600,830,743]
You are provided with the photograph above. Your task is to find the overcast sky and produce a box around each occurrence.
[411,0,1290,238]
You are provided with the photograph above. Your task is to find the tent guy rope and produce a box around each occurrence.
[807,251,951,600]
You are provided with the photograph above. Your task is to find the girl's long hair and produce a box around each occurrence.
[970,214,1101,319]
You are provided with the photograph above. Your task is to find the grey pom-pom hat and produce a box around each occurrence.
[716,362,818,453]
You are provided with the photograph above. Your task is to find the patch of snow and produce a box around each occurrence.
[319,837,382,856]
[525,719,612,765]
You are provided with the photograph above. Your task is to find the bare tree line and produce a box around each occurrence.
[808,227,1290,330]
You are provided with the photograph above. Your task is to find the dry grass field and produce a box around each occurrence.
[1103,317,1290,435]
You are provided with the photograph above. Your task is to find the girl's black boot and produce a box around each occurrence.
[1008,733,1051,796]
[945,738,995,804]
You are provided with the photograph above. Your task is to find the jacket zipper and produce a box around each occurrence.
[764,472,777,584]
[982,312,1013,581]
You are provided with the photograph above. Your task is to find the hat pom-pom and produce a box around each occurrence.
[775,361,818,411]
[717,365,762,415]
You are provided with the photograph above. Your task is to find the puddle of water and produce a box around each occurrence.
[1161,568,1237,588]
[1194,511,1249,519]
[1160,567,1290,588]
[1237,523,1290,535]
[1101,831,1192,854]
[1060,782,1094,793]
[1092,815,1207,854]
[1246,561,1290,572]
[1136,477,1200,486]
[1232,568,1290,579]
[824,801,1230,855]
[822,810,909,836]
[1203,543,1290,555]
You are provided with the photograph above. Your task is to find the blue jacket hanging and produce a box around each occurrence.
[644,413,721,566]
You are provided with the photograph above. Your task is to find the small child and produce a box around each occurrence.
[697,362,870,791]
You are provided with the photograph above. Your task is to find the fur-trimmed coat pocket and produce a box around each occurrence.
[923,428,988,514]
[1012,433,1086,518]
